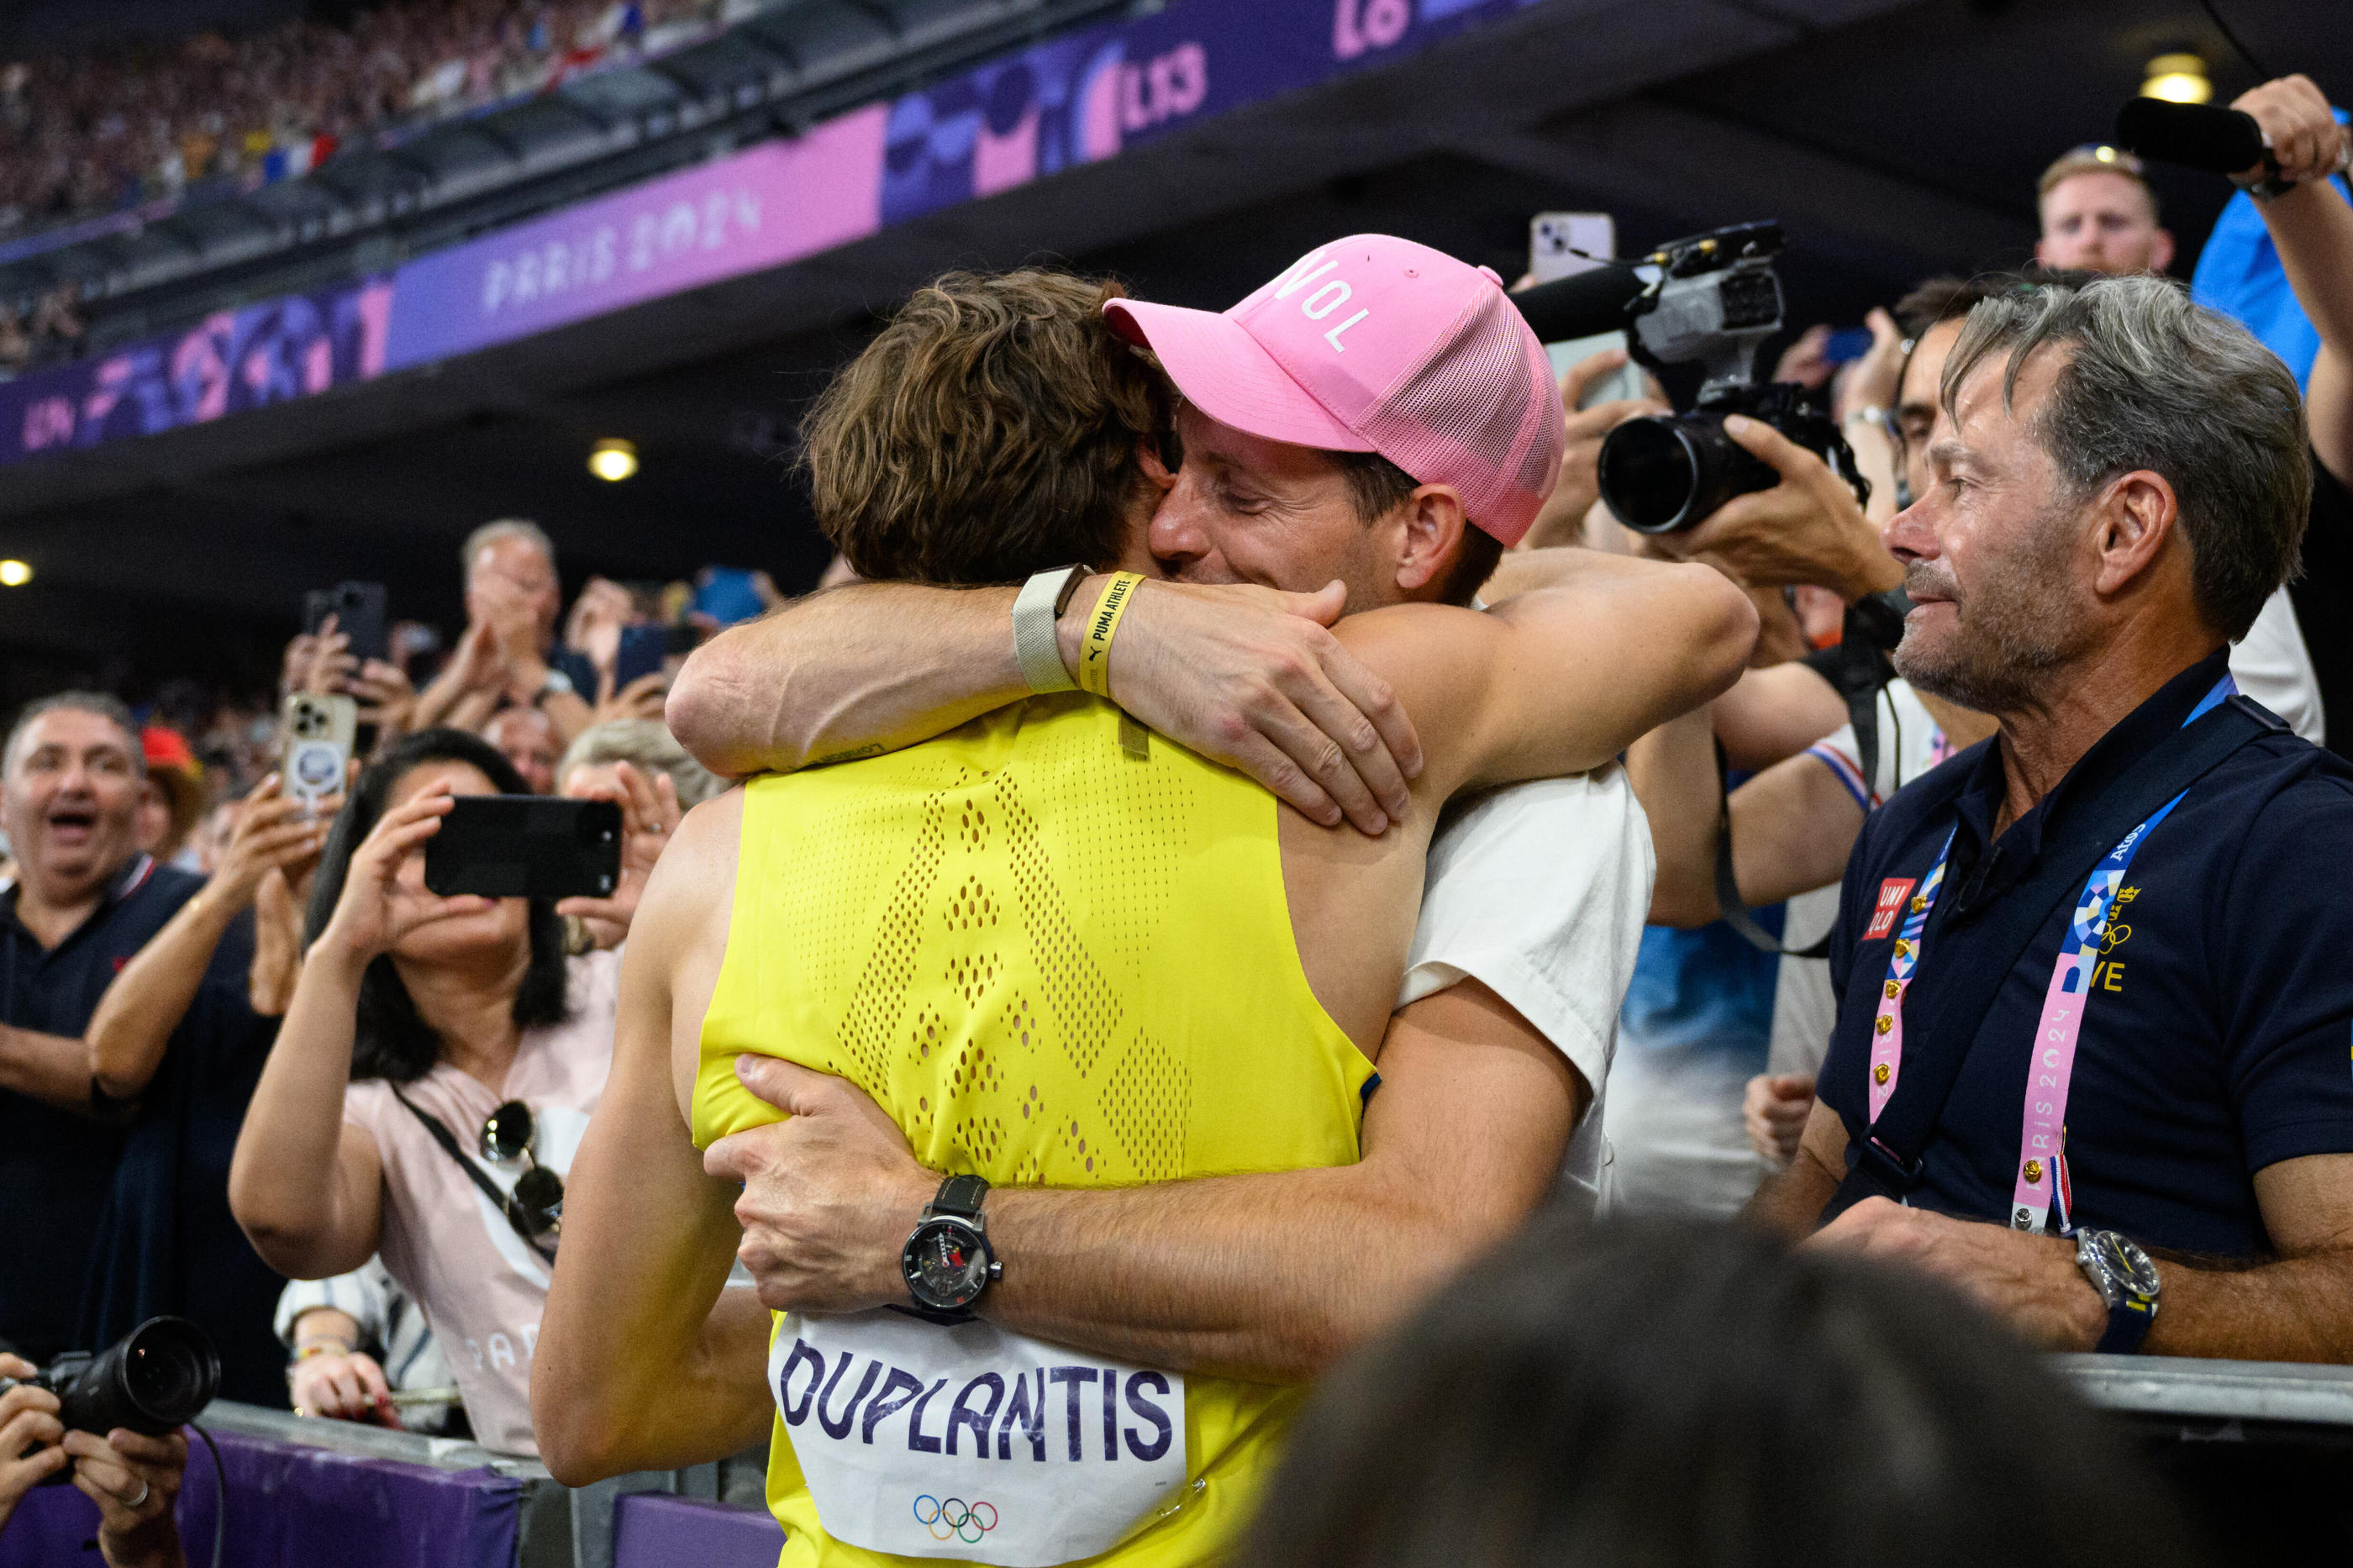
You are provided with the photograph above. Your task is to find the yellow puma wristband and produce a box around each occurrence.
[1076,572,1144,698]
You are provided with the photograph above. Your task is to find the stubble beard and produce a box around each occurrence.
[1892,502,2086,717]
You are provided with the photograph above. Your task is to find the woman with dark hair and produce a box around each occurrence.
[228,728,663,1455]
[1245,1214,2205,1568]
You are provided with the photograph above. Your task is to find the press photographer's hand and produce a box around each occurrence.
[65,1425,186,1568]
[0,1354,68,1533]
[1656,416,1903,600]
[1527,347,1672,549]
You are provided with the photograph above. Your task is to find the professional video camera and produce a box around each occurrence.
[1511,220,1870,534]
[0,1317,220,1439]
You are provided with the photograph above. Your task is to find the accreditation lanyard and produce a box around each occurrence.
[1861,676,2235,1236]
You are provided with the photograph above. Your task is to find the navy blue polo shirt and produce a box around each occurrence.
[1821,650,2353,1260]
[0,855,285,1401]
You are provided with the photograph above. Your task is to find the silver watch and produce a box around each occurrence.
[2076,1228,2161,1354]
[1013,565,1091,694]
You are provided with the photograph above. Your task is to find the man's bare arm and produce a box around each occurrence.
[534,811,772,1484]
[716,980,1582,1382]
[1745,1097,1849,1238]
[668,584,1024,779]
[1331,555,1757,801]
[0,1024,120,1118]
[2234,75,2353,479]
[669,577,1424,834]
[2142,1154,2353,1361]
[1811,1154,2353,1363]
[1637,729,1868,929]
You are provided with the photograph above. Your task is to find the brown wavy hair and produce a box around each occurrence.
[801,270,1171,585]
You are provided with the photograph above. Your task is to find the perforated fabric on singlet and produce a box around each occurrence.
[693,692,1373,1568]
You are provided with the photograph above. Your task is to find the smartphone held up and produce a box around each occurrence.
[425,797,621,902]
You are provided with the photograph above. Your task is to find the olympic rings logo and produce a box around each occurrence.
[913,1495,998,1543]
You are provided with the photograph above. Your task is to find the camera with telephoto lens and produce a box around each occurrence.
[0,1317,220,1439]
[1511,220,1869,535]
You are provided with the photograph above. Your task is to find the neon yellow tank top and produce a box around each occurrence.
[692,693,1373,1568]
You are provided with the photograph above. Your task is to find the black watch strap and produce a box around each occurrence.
[929,1173,990,1221]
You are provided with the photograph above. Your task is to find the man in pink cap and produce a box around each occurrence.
[1103,233,1561,595]
[661,239,1746,1411]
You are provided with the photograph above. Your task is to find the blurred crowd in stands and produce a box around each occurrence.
[0,0,766,375]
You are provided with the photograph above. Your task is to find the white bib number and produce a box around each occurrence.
[769,1309,1187,1566]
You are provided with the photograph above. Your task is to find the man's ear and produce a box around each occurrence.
[2150,227,2177,276]
[1136,439,1176,492]
[2090,470,2179,600]
[1394,486,1468,597]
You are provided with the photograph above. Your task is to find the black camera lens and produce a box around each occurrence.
[1598,413,1780,534]
[57,1317,220,1435]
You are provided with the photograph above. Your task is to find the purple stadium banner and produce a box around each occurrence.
[387,0,1538,364]
[876,0,1533,227]
[0,0,1539,464]
[0,276,392,464]
[382,104,889,369]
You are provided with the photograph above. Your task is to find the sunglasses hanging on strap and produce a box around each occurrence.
[392,1089,562,1266]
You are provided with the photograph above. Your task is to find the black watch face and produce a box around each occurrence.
[905,1219,992,1309]
[2095,1234,2161,1298]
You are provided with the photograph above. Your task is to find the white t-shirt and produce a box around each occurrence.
[1770,679,1950,1077]
[1394,764,1655,1212]
[2229,587,2324,745]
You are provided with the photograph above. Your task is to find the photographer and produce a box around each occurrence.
[225,729,682,1455]
[0,1352,189,1568]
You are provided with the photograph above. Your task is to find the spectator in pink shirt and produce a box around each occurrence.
[225,727,689,1455]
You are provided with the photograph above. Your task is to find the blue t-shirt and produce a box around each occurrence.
[1820,650,2353,1260]
[2189,111,2349,394]
[1618,916,1782,1070]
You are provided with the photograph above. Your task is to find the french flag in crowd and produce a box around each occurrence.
[262,134,338,182]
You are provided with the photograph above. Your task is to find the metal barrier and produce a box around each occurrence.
[2056,1355,2353,1565]
[0,1401,777,1568]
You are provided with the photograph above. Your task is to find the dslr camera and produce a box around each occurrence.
[0,1317,220,1439]
[1513,220,1870,534]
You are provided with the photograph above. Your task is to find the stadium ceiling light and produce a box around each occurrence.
[0,560,29,587]
[588,439,639,481]
[2141,52,2213,105]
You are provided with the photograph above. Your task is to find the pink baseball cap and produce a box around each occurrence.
[1103,235,1563,546]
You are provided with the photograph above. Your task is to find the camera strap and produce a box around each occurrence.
[1718,595,1908,958]
[391,1087,557,1266]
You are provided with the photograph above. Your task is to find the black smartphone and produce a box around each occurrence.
[424,797,621,901]
[304,581,390,664]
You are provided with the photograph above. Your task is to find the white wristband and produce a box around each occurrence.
[1013,566,1088,693]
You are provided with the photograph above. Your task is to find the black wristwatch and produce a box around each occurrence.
[902,1174,1002,1317]
[2076,1228,2161,1355]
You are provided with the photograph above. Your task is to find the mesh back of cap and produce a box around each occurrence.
[1356,286,1562,544]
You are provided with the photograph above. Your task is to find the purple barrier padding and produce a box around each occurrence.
[0,276,393,465]
[382,105,889,371]
[0,1426,519,1568]
[613,1493,784,1568]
